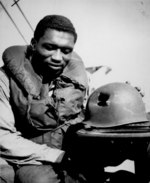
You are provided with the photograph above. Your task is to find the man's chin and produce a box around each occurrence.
[49,67,63,76]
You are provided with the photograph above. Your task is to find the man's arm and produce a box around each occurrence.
[0,70,64,165]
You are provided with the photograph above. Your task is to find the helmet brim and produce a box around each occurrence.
[77,128,150,138]
[79,120,150,138]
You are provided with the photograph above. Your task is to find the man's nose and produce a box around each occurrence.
[52,49,62,61]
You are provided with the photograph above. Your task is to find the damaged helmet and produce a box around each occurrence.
[84,82,148,127]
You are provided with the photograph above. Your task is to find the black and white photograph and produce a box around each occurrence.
[0,0,150,182]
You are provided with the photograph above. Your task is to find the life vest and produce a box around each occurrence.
[2,45,88,149]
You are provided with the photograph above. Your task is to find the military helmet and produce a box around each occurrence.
[84,82,148,127]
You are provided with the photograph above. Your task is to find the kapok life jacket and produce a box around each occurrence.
[2,45,88,148]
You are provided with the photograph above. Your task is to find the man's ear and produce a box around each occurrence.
[30,38,37,50]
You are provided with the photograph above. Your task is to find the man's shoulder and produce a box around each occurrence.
[2,45,28,63]
[71,51,83,63]
[3,45,27,55]
[63,51,88,88]
[69,51,86,70]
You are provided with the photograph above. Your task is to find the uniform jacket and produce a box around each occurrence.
[0,45,88,165]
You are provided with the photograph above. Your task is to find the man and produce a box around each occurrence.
[0,15,88,183]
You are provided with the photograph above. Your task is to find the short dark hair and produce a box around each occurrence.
[34,15,77,43]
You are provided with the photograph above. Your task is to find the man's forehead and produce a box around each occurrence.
[41,29,75,46]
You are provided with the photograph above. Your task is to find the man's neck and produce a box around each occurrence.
[31,55,62,84]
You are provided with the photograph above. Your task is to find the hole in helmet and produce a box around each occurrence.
[97,92,109,106]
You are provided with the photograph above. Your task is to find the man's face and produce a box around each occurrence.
[33,28,75,75]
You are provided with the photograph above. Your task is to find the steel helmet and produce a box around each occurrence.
[84,82,148,127]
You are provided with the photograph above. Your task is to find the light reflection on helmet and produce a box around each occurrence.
[84,82,148,127]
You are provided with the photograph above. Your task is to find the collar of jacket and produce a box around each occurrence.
[2,45,88,97]
[2,45,43,98]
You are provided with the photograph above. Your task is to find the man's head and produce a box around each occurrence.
[34,15,77,43]
[31,15,77,79]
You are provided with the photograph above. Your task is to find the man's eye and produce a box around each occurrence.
[61,48,72,54]
[44,44,56,51]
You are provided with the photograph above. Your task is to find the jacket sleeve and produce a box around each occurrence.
[0,70,65,165]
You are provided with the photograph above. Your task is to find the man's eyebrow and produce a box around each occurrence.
[43,43,73,49]
[43,43,55,46]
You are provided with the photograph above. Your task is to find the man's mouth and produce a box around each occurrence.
[48,63,64,70]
